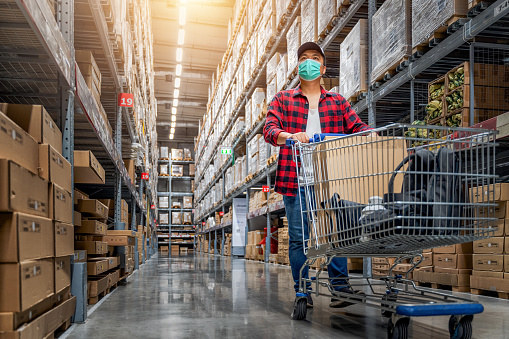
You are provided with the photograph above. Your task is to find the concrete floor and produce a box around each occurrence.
[63,254,509,339]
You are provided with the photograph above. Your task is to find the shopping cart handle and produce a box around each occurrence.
[285,138,313,146]
[285,133,346,146]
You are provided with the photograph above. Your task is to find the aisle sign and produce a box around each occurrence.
[219,211,224,216]
[202,221,206,226]
[150,204,155,210]
[262,186,270,193]
[118,93,134,107]
[221,147,232,155]
[141,172,149,180]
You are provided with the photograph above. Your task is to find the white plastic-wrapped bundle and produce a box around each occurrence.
[301,0,318,43]
[249,153,259,175]
[371,0,411,83]
[266,76,277,106]
[245,99,252,131]
[276,54,288,92]
[276,0,291,26]
[258,135,269,168]
[160,146,168,159]
[317,0,337,36]
[159,196,169,209]
[251,88,266,122]
[247,136,259,158]
[286,17,301,78]
[412,0,468,48]
[267,53,280,83]
[339,19,368,100]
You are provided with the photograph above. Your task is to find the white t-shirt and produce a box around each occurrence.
[300,108,321,183]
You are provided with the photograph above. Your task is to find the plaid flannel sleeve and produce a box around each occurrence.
[263,92,285,146]
[341,97,372,133]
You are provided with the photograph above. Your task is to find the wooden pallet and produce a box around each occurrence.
[347,91,368,104]
[416,281,470,293]
[318,15,338,40]
[43,317,72,339]
[470,288,509,299]
[371,56,410,87]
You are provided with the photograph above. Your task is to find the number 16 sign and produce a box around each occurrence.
[118,93,134,107]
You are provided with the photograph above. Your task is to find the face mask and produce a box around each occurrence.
[298,59,322,81]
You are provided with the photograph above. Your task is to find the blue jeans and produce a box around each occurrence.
[283,187,349,293]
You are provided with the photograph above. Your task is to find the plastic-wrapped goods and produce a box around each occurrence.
[258,137,269,169]
[249,152,259,175]
[339,19,368,101]
[183,148,192,160]
[233,117,245,137]
[247,135,260,158]
[225,167,233,194]
[286,17,301,78]
[266,76,277,105]
[160,213,169,224]
[276,54,288,92]
[172,212,182,225]
[183,196,193,209]
[317,0,337,36]
[251,88,266,122]
[412,0,468,48]
[171,165,183,176]
[301,0,318,43]
[183,212,192,224]
[171,148,183,160]
[238,156,246,186]
[371,0,412,83]
[267,53,281,83]
[159,196,169,209]
[160,164,169,176]
[243,45,251,90]
[270,145,280,157]
[276,0,292,26]
[160,146,169,159]
[172,200,182,208]
[245,99,252,131]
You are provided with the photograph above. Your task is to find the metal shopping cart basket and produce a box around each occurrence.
[287,124,497,339]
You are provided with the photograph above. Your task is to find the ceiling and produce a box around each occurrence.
[150,0,234,144]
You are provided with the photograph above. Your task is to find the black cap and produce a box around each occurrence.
[297,42,325,63]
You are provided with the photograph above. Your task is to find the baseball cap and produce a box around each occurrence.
[297,42,325,63]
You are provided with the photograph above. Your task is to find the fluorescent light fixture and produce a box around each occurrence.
[175,77,181,88]
[176,64,182,76]
[179,7,186,26]
[173,98,178,107]
[170,127,175,134]
[171,121,176,128]
[171,115,177,122]
[178,29,185,45]
[173,89,180,99]
[176,48,183,62]
[170,134,174,140]
[171,107,177,115]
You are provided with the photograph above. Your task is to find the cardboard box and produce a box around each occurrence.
[470,183,509,203]
[0,213,53,263]
[0,259,54,312]
[73,189,89,205]
[49,183,73,224]
[189,164,196,176]
[54,256,71,294]
[433,267,471,275]
[171,148,184,161]
[77,199,108,219]
[76,220,107,235]
[74,211,82,227]
[472,270,504,278]
[123,158,135,184]
[470,275,509,293]
[480,218,505,237]
[102,235,134,246]
[413,270,470,287]
[0,160,49,217]
[75,240,108,255]
[419,252,433,267]
[474,237,504,254]
[183,196,193,209]
[54,222,74,257]
[1,103,62,153]
[73,250,87,263]
[38,144,72,192]
[433,253,472,269]
[433,242,473,254]
[74,150,105,184]
[473,254,504,271]
[0,111,39,174]
[87,258,109,275]
[476,201,508,219]
[88,275,108,297]
[106,256,119,269]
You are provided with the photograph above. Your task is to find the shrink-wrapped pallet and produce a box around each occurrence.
[276,54,288,92]
[267,53,281,83]
[412,0,468,48]
[371,0,412,83]
[266,76,277,106]
[317,0,337,36]
[301,0,318,43]
[339,19,368,100]
[276,0,292,26]
[286,17,301,78]
[251,88,266,122]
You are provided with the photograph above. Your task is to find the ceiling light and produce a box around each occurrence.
[173,98,178,107]
[179,7,186,26]
[170,127,175,134]
[178,29,185,45]
[176,48,183,62]
[171,107,177,115]
[171,121,176,128]
[169,134,174,140]
[176,64,182,76]
[174,89,180,99]
[175,77,181,88]
[171,115,177,122]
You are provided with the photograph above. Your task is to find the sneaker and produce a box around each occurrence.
[329,288,365,308]
[306,294,314,308]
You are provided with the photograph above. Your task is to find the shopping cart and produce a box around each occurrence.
[287,124,497,339]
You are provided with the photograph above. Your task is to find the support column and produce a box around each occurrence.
[367,0,376,127]
[114,105,123,230]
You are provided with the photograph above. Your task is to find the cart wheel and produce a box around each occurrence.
[381,294,397,318]
[387,317,410,339]
[449,315,473,339]
[291,297,307,320]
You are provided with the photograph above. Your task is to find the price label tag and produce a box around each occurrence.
[118,93,134,107]
[141,172,149,180]
[219,211,224,216]
[150,204,155,210]
[262,186,270,193]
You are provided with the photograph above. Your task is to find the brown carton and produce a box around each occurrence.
[0,111,39,174]
[38,144,71,192]
[470,275,509,293]
[433,253,472,269]
[473,237,504,254]
[87,258,109,275]
[472,270,504,278]
[54,256,71,294]
[74,211,82,227]
[0,259,54,312]
[73,250,87,263]
[433,242,473,254]
[73,189,89,205]
[49,183,73,224]
[0,213,53,263]
[76,220,107,235]
[74,150,105,184]
[75,241,108,255]
[1,103,62,153]
[54,222,74,257]
[77,199,108,219]
[470,183,509,202]
[473,254,504,271]
[0,160,49,217]
[476,201,507,219]
[102,235,134,246]
[433,267,471,275]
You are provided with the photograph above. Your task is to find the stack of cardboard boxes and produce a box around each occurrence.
[136,226,146,265]
[249,190,268,213]
[246,230,264,260]
[0,104,76,337]
[277,218,289,264]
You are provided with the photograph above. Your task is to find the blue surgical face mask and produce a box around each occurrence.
[298,59,322,81]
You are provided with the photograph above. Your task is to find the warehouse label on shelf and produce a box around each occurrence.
[495,0,509,17]
[141,172,149,180]
[150,204,155,210]
[118,93,134,107]
[220,147,232,155]
[262,186,269,193]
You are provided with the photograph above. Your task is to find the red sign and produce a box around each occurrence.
[219,211,224,216]
[118,93,134,107]
[150,204,155,210]
[141,172,149,180]
[202,222,206,226]
[262,186,270,193]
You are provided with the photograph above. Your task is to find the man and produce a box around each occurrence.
[263,42,373,309]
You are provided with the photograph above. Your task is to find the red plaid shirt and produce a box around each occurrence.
[263,86,371,196]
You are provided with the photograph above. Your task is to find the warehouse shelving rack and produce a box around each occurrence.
[0,0,158,318]
[194,0,509,263]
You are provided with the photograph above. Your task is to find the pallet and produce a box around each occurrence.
[318,15,338,40]
[470,288,509,299]
[416,281,470,293]
[43,317,72,339]
[371,56,410,88]
[468,0,494,16]
[347,91,368,104]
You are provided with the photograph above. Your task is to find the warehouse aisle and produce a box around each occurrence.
[64,255,509,338]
